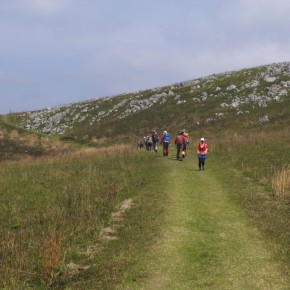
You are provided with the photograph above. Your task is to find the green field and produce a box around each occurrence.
[0,134,289,289]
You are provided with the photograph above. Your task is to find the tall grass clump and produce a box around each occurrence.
[0,144,152,288]
[271,165,290,198]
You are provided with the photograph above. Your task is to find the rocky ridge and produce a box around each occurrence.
[16,62,290,135]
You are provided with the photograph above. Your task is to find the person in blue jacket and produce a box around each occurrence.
[160,131,170,156]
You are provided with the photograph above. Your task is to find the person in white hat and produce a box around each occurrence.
[160,130,170,156]
[197,137,208,170]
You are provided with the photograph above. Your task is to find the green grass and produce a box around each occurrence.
[119,148,290,289]
[212,130,290,271]
[0,146,168,289]
[0,132,289,288]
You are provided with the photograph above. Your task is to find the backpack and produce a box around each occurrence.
[164,133,170,143]
[152,133,159,142]
[177,135,183,145]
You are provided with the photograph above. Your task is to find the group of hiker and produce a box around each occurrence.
[138,130,160,152]
[137,129,208,171]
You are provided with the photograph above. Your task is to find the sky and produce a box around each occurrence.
[0,0,290,114]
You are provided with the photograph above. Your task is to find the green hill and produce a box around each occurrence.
[0,62,289,289]
[0,116,76,160]
[4,61,290,144]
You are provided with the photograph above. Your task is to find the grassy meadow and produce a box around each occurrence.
[0,145,168,289]
[0,129,289,288]
[211,129,290,272]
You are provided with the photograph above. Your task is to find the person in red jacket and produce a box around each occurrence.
[174,131,186,161]
[197,137,208,170]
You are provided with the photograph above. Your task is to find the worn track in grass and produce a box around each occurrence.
[120,153,289,290]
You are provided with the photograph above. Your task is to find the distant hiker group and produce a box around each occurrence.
[137,130,160,152]
[137,129,208,170]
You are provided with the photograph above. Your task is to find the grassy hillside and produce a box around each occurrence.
[0,62,289,288]
[0,116,76,161]
[4,62,290,144]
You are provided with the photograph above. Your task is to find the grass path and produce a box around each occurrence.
[120,153,289,289]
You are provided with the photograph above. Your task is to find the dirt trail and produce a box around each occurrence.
[121,155,289,290]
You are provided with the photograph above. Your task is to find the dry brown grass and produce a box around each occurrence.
[41,229,61,282]
[271,165,290,197]
[10,129,21,140]
[69,143,134,159]
[91,136,109,145]
[0,230,28,288]
[210,130,274,151]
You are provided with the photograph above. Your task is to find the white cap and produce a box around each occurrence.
[164,131,167,134]
[200,137,205,141]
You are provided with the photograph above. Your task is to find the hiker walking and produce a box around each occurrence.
[182,132,189,159]
[174,131,186,161]
[137,138,145,149]
[197,137,208,170]
[160,130,170,156]
[152,130,159,153]
[146,135,153,151]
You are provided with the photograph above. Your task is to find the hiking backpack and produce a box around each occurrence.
[164,133,170,143]
[177,135,183,145]
[152,133,159,142]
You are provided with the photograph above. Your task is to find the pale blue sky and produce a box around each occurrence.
[0,0,290,114]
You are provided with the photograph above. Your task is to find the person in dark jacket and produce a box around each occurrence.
[152,130,159,153]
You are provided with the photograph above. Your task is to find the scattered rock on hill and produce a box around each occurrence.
[14,61,290,135]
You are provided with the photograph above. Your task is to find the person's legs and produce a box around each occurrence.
[183,145,187,158]
[176,145,180,160]
[164,142,169,156]
[163,143,166,156]
[201,159,205,170]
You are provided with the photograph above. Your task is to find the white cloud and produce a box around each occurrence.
[193,41,290,77]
